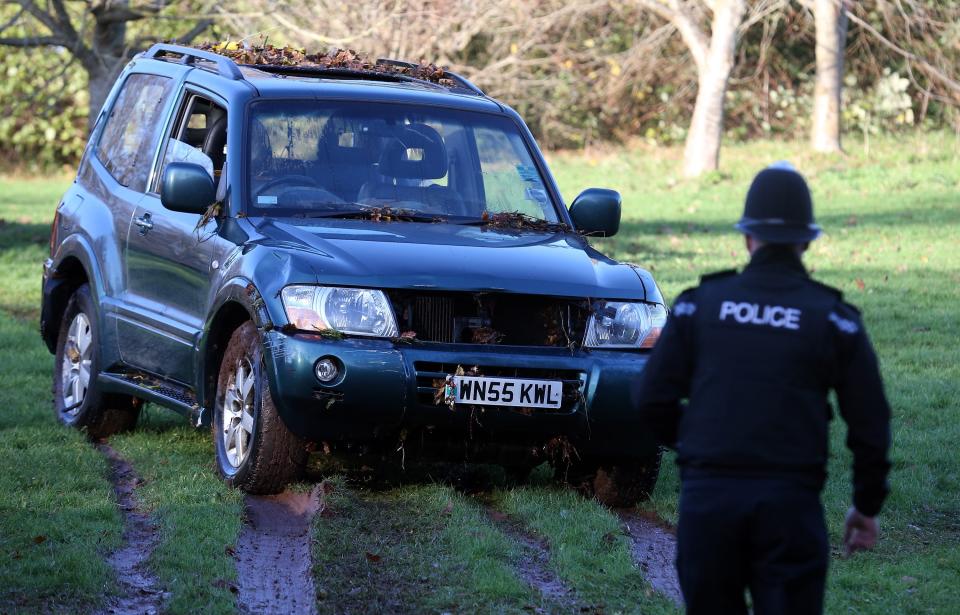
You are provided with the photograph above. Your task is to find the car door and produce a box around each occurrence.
[83,70,179,374]
[120,89,227,385]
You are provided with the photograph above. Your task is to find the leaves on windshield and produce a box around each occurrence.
[481,211,571,233]
[196,41,456,86]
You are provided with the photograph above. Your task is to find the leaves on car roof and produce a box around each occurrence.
[195,40,456,86]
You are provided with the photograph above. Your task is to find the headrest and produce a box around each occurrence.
[377,124,447,179]
[317,114,382,164]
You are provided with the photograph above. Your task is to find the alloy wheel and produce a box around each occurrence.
[61,312,92,415]
[222,357,256,467]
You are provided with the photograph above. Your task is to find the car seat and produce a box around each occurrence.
[357,124,465,214]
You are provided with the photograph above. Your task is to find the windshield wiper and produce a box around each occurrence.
[292,205,446,223]
[456,211,571,232]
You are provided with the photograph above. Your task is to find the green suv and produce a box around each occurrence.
[41,44,665,505]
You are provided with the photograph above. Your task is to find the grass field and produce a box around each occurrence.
[0,132,958,613]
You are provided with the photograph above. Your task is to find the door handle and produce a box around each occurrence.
[134,213,153,235]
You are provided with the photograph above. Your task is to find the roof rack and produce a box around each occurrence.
[144,43,244,81]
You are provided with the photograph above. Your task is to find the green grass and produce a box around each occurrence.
[312,480,534,614]
[1,131,959,612]
[0,174,240,613]
[109,410,243,615]
[498,487,677,613]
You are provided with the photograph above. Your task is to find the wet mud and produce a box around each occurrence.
[618,510,683,606]
[482,506,580,611]
[236,486,323,615]
[97,443,167,615]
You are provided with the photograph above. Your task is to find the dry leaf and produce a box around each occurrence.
[855,278,866,291]
[32,535,46,545]
[365,552,382,563]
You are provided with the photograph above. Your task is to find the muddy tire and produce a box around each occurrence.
[213,321,306,494]
[53,284,140,439]
[561,449,663,507]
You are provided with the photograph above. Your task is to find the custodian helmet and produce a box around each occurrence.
[735,162,821,243]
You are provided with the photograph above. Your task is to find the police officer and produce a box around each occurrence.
[635,163,891,614]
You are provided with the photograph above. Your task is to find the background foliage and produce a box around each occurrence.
[0,0,957,169]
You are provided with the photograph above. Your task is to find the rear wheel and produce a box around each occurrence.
[559,449,663,507]
[53,284,140,438]
[213,321,307,494]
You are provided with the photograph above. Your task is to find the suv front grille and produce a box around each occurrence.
[413,361,585,414]
[413,295,456,343]
[388,291,589,347]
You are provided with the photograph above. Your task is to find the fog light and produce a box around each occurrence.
[314,357,340,383]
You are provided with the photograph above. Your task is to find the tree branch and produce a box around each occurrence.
[841,2,960,98]
[0,34,64,46]
[636,0,709,71]
[170,18,213,44]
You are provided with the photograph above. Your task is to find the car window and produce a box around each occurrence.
[96,73,174,193]
[154,95,228,193]
[476,127,550,218]
[246,100,559,222]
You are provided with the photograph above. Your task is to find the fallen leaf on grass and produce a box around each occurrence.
[855,278,866,291]
[212,578,239,593]
[365,552,382,563]
[32,536,46,545]
[224,545,236,557]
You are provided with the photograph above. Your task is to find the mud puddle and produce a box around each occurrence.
[480,503,580,612]
[617,510,683,606]
[97,443,167,615]
[236,486,323,615]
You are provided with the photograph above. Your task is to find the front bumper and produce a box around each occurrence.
[263,330,656,461]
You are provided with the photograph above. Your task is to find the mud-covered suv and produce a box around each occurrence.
[42,44,666,505]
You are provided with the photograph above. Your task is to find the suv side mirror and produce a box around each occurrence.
[161,162,216,214]
[569,188,621,237]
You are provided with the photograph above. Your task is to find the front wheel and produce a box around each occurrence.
[213,321,307,494]
[559,449,663,508]
[53,284,140,438]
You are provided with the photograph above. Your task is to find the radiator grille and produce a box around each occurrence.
[412,295,455,343]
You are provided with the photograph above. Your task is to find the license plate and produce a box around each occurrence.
[454,376,563,409]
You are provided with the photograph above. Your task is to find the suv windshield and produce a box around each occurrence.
[246,100,559,222]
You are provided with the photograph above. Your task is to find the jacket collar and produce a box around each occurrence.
[744,244,808,277]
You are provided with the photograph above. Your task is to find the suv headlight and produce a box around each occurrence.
[281,286,399,337]
[585,301,667,349]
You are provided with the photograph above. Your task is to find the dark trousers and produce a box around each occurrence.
[676,477,829,615]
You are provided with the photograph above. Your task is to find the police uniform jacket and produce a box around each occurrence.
[635,245,891,517]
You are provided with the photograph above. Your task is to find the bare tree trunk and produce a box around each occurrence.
[681,0,746,178]
[84,1,131,130]
[811,0,848,152]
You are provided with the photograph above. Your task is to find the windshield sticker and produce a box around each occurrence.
[525,187,548,204]
[515,164,540,183]
[257,195,278,205]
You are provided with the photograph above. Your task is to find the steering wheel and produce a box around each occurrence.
[255,175,321,196]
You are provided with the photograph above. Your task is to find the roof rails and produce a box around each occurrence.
[144,43,244,81]
[142,43,484,96]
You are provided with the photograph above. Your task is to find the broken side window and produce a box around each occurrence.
[96,73,174,193]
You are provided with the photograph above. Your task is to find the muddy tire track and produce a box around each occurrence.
[617,511,683,606]
[236,486,322,615]
[96,443,167,615]
[480,503,580,612]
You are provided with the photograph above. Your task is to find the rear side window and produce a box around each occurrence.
[96,74,174,193]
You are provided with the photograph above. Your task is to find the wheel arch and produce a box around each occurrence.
[197,277,274,424]
[41,247,99,353]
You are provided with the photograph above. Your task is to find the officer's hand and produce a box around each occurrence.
[844,506,879,555]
